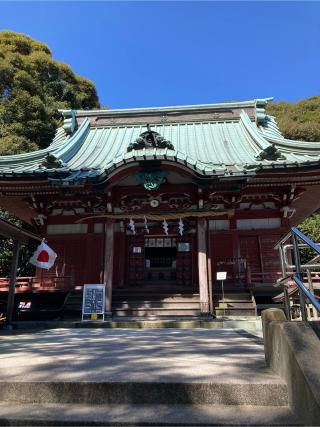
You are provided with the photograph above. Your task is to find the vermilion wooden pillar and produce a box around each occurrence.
[117,232,126,288]
[5,240,20,328]
[103,219,114,314]
[197,218,210,314]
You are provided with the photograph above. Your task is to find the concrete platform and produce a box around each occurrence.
[0,328,276,385]
[1,317,263,335]
[0,328,300,425]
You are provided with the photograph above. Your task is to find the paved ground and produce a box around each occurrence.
[0,402,302,426]
[0,328,280,384]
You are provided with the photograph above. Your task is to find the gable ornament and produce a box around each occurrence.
[40,154,65,169]
[127,124,174,152]
[135,171,168,191]
[255,144,286,162]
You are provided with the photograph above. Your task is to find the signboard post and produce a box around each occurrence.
[216,272,227,318]
[82,284,105,321]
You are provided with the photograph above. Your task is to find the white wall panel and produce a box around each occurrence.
[236,218,281,230]
[47,224,88,235]
[209,220,230,231]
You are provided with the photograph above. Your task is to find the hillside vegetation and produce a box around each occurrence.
[0,30,100,155]
[267,96,320,142]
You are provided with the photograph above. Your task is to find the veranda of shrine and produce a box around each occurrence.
[1,98,320,319]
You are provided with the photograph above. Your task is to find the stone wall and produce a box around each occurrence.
[262,308,320,425]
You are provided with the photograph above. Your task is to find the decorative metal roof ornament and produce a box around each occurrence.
[127,124,174,152]
[135,171,168,191]
[255,144,286,161]
[41,154,65,169]
[58,109,77,135]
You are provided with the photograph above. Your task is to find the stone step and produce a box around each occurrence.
[113,288,199,294]
[216,299,253,304]
[0,403,302,426]
[215,308,257,317]
[113,295,200,302]
[214,292,252,301]
[0,381,288,406]
[8,318,262,330]
[113,301,200,309]
[113,308,201,317]
[217,302,255,309]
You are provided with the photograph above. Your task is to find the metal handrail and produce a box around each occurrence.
[275,226,320,254]
[282,243,320,269]
[275,227,320,321]
[291,227,320,254]
[292,274,320,314]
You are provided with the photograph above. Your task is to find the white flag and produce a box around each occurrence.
[29,241,57,270]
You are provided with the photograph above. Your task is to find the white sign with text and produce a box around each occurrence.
[216,271,227,281]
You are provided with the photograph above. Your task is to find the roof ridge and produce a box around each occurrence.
[72,98,273,116]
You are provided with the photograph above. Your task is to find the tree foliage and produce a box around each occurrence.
[0,210,36,277]
[296,214,320,264]
[267,96,320,142]
[267,96,320,240]
[0,30,100,155]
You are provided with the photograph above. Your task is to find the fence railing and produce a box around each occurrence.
[0,276,76,292]
[274,227,320,321]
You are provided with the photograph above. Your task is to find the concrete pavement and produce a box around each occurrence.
[0,328,277,384]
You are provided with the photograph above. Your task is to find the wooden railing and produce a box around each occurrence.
[0,276,78,292]
[215,257,282,285]
[248,271,283,284]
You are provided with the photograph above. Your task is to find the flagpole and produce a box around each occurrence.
[40,267,44,288]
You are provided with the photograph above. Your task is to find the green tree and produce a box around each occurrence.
[0,210,36,278]
[267,96,320,141]
[267,96,320,241]
[295,214,320,264]
[0,31,100,277]
[0,30,100,155]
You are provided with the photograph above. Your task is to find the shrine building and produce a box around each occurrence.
[1,98,320,318]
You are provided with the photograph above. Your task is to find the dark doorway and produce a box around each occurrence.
[145,247,177,285]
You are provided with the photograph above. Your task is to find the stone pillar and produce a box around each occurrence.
[103,219,114,314]
[197,218,210,314]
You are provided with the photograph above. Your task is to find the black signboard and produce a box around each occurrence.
[82,284,105,321]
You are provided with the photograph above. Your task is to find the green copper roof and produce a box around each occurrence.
[1,99,320,183]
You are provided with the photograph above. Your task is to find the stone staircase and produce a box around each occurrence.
[61,290,82,318]
[112,288,201,318]
[0,328,302,426]
[214,291,257,317]
[62,289,258,319]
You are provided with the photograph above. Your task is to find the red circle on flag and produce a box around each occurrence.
[37,250,49,263]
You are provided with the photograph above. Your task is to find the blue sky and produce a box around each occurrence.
[1,1,319,108]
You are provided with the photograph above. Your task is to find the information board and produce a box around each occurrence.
[82,284,105,321]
